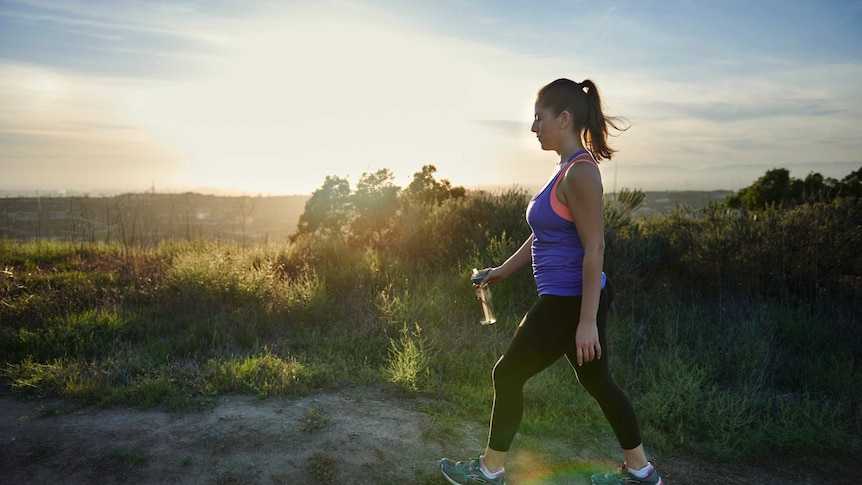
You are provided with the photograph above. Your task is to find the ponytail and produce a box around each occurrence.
[536,78,629,161]
[581,79,623,161]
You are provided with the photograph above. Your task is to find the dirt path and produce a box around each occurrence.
[0,388,840,484]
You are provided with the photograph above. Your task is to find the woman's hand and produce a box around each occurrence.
[575,321,602,366]
[475,266,507,287]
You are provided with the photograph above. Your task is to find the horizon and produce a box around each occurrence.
[2,1,860,195]
[1,160,857,198]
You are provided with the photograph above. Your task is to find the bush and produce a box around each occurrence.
[392,188,531,270]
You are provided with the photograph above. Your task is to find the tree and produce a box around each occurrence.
[296,175,351,237]
[793,171,841,202]
[727,168,793,209]
[350,169,400,245]
[727,166,861,210]
[295,165,468,246]
[839,167,862,198]
[402,165,466,207]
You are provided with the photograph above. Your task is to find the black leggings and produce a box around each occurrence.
[487,282,643,451]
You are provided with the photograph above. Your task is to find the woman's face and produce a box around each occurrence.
[531,102,564,152]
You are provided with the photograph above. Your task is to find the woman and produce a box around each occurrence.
[440,79,662,485]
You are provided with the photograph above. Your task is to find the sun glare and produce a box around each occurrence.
[110,11,540,194]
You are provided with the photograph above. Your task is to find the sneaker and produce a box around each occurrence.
[440,456,505,485]
[591,463,663,485]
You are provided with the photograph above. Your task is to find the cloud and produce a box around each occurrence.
[0,0,228,79]
[0,61,186,191]
[663,98,843,123]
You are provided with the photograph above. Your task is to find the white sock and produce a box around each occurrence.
[480,456,504,478]
[627,462,652,479]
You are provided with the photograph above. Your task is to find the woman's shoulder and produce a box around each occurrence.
[554,151,603,205]
[562,157,602,187]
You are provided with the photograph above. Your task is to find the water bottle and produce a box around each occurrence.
[472,268,496,325]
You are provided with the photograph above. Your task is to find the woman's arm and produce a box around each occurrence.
[559,162,605,365]
[479,234,534,285]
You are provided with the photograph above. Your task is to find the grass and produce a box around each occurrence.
[307,451,338,483]
[1,208,860,466]
[300,405,331,433]
[385,323,430,391]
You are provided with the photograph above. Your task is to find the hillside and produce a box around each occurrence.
[628,190,732,217]
[0,191,730,244]
[0,193,309,244]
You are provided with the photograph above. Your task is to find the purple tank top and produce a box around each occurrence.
[526,149,606,296]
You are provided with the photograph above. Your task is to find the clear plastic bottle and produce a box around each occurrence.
[472,268,496,325]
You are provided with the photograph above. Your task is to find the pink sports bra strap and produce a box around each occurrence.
[549,152,598,222]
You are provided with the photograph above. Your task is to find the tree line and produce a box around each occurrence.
[726,166,861,210]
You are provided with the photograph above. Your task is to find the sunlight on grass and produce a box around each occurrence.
[166,247,276,305]
[203,351,307,396]
[385,323,429,391]
[5,357,104,400]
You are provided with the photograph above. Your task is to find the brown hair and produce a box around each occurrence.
[536,78,628,161]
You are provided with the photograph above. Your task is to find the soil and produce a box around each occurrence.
[0,387,844,485]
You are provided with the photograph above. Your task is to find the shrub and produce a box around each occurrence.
[385,323,429,391]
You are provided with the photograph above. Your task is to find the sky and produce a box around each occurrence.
[1,0,860,195]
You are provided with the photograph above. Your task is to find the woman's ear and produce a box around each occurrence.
[559,110,571,129]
